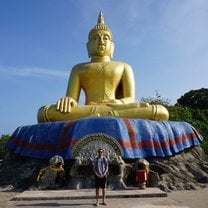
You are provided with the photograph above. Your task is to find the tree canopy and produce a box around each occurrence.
[141,89,208,154]
[177,88,208,109]
[0,135,9,159]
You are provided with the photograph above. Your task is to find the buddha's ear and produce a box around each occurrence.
[110,42,115,59]
[86,42,91,58]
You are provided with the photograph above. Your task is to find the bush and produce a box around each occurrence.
[168,106,208,154]
[0,135,10,160]
[177,88,208,109]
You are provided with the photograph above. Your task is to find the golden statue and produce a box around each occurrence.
[37,12,169,123]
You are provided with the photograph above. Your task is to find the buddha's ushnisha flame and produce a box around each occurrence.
[88,11,113,41]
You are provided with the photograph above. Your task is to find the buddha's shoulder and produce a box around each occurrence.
[111,61,132,67]
[71,61,132,70]
[109,61,133,71]
[71,62,89,70]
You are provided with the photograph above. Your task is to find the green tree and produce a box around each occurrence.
[177,88,208,109]
[141,90,208,154]
[141,91,171,106]
[168,106,208,154]
[0,134,10,159]
[175,88,208,153]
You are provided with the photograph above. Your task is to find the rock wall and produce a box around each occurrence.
[0,146,207,191]
[148,146,208,191]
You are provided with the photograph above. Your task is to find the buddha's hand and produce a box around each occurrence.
[56,97,77,113]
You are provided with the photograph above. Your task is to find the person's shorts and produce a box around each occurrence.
[95,175,107,189]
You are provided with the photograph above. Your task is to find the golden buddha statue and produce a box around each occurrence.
[37,12,169,123]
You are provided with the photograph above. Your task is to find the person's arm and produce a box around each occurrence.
[93,165,99,177]
[102,157,109,177]
[103,165,108,176]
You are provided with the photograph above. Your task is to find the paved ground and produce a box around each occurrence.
[0,186,208,208]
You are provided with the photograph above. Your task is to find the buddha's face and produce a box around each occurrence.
[87,30,114,58]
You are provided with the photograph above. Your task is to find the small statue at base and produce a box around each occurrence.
[69,157,82,189]
[36,155,65,189]
[38,12,169,123]
[109,155,127,189]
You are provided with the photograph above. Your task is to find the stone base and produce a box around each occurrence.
[0,146,208,191]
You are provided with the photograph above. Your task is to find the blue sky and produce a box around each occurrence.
[0,0,207,135]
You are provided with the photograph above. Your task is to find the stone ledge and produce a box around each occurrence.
[12,188,167,201]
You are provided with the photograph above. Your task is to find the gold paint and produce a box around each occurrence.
[36,165,64,182]
[37,12,169,123]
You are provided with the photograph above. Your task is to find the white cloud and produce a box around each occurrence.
[0,66,68,79]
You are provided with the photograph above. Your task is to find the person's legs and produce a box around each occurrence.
[95,176,107,205]
[95,176,100,205]
[95,188,99,205]
[102,187,107,205]
[101,176,107,205]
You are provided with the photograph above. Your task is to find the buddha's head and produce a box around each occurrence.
[87,11,114,59]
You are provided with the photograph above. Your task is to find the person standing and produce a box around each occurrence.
[93,148,109,206]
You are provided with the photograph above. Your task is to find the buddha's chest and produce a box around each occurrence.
[79,63,123,87]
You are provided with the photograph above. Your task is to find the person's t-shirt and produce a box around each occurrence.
[93,156,108,176]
